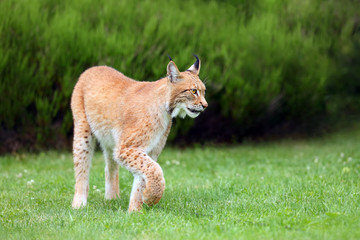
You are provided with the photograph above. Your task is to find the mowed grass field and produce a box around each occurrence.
[1,129,360,240]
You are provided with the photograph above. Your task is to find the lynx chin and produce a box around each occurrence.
[71,55,208,212]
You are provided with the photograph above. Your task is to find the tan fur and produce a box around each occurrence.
[71,58,207,212]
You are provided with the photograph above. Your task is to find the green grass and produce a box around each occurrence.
[1,129,360,240]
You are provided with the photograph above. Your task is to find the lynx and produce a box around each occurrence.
[71,55,207,212]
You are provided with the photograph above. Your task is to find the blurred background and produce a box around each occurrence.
[0,0,359,153]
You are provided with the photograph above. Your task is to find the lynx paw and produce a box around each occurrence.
[72,195,87,209]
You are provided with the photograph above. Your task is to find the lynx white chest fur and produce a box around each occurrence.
[71,56,208,212]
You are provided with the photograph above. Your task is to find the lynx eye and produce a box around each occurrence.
[191,89,198,95]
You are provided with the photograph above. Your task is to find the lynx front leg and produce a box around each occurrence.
[72,122,95,209]
[128,175,146,212]
[115,147,165,212]
[103,148,120,200]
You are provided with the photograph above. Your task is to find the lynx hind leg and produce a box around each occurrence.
[72,120,95,209]
[116,147,165,212]
[103,148,120,200]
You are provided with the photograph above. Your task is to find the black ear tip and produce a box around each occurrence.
[192,54,200,69]
[167,55,173,61]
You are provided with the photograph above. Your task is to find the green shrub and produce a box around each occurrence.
[0,0,359,150]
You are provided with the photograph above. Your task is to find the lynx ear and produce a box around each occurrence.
[167,61,181,83]
[187,54,201,75]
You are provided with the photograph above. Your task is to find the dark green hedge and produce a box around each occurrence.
[1,0,359,151]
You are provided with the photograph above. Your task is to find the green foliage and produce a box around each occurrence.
[0,0,359,148]
[1,128,360,239]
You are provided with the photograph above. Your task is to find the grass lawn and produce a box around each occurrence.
[0,128,360,240]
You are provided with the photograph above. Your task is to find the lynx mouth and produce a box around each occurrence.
[187,108,202,114]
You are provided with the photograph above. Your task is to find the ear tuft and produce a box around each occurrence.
[167,61,181,83]
[187,54,201,75]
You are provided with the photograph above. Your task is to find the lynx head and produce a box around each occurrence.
[167,55,208,118]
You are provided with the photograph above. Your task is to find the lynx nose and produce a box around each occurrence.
[201,101,208,109]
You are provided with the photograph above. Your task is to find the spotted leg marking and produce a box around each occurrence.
[72,122,95,209]
[115,147,165,212]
